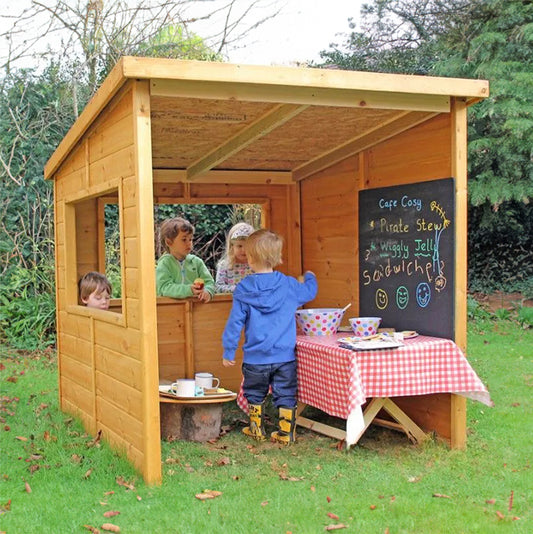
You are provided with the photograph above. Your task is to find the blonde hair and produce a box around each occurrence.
[78,272,112,301]
[223,222,255,268]
[245,229,283,269]
[159,217,194,253]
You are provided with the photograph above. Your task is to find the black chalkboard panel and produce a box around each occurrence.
[358,178,455,339]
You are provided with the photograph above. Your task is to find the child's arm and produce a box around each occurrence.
[295,271,318,305]
[192,257,215,301]
[156,255,194,298]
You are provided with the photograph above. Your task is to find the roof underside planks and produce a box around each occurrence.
[45,56,489,183]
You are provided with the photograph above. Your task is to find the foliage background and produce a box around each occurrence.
[318,0,533,296]
[1,0,532,350]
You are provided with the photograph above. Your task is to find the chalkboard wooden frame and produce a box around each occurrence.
[358,178,455,339]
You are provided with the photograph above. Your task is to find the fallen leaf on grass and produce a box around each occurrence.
[279,473,304,482]
[217,456,231,466]
[115,477,135,491]
[335,440,345,451]
[87,430,102,448]
[24,482,31,493]
[327,513,339,520]
[83,525,100,533]
[84,469,93,479]
[0,499,11,514]
[101,523,120,532]
[432,493,451,499]
[15,436,27,442]
[485,499,495,505]
[261,501,268,506]
[195,490,222,501]
[324,524,347,531]
[370,505,376,510]
[496,511,505,520]
[508,490,514,511]
[35,403,48,415]
[326,496,331,503]
[103,511,120,518]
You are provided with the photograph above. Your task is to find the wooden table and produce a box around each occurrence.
[237,334,491,445]
[294,334,492,446]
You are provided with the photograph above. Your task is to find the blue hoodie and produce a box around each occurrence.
[222,271,318,365]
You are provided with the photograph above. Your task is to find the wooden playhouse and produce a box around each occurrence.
[44,57,488,484]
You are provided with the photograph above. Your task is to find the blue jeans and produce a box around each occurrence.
[242,360,297,408]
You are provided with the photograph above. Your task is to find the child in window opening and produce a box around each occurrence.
[79,272,112,310]
[156,216,215,302]
[222,229,317,444]
[215,221,255,293]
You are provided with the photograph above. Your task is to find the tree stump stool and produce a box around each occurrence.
[159,394,237,442]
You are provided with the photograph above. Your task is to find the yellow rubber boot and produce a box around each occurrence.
[242,403,266,441]
[271,406,296,444]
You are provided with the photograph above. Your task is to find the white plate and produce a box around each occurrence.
[338,338,404,351]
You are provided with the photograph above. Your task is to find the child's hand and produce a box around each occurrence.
[197,290,212,303]
[191,285,211,302]
[222,359,235,367]
[299,271,316,282]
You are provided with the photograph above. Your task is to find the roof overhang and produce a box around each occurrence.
[44,56,489,181]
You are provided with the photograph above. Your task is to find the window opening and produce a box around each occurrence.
[154,203,262,273]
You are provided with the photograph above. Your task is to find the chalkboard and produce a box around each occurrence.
[359,178,455,339]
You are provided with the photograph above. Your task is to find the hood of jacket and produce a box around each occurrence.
[232,271,288,313]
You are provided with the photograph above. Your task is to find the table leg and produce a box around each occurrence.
[365,397,428,444]
[296,402,348,443]
[295,398,427,447]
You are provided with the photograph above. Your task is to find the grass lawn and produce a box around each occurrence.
[1,319,532,533]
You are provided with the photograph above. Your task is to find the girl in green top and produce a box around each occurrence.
[156,217,215,302]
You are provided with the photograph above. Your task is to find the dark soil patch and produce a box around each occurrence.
[470,291,533,312]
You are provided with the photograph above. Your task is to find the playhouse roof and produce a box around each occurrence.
[44,56,489,182]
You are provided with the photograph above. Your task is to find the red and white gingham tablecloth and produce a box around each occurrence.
[237,334,492,419]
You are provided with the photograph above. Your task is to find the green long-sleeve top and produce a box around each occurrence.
[156,253,215,299]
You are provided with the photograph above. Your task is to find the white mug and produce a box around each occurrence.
[195,372,220,390]
[171,378,197,397]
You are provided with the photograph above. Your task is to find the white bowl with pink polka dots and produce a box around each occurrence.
[295,308,345,336]
[349,317,382,337]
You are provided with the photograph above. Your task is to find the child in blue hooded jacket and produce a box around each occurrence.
[222,229,317,444]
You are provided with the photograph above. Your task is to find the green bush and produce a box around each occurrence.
[467,294,491,321]
[517,306,533,328]
[0,264,56,349]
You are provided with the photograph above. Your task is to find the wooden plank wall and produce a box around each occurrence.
[157,296,244,392]
[53,82,160,480]
[300,114,461,444]
[300,155,360,319]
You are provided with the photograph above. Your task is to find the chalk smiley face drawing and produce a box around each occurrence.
[396,286,409,310]
[416,282,431,308]
[375,288,388,310]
